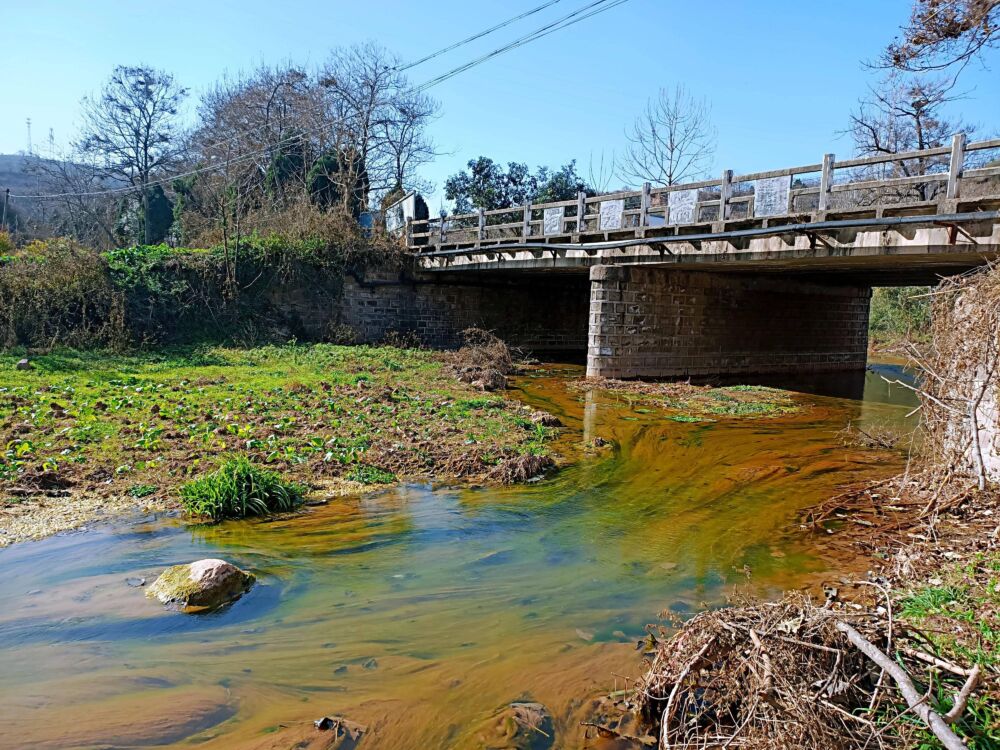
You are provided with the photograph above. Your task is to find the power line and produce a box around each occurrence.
[11,0,633,201]
[396,0,565,72]
[414,0,630,93]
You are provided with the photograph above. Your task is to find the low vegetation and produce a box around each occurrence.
[572,379,799,420]
[179,456,305,520]
[0,344,558,544]
[0,222,399,350]
[869,285,932,350]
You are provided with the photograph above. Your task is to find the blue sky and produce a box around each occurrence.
[4,0,998,208]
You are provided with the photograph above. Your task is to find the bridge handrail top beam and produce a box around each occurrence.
[416,210,1000,259]
[430,135,1000,227]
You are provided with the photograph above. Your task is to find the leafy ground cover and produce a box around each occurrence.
[0,344,557,545]
[572,378,799,421]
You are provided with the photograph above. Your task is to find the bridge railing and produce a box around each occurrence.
[408,134,1000,250]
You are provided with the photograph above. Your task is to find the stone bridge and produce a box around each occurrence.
[387,135,1000,381]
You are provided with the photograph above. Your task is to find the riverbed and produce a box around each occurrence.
[0,363,917,749]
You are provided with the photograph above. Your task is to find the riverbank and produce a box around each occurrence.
[0,344,558,546]
[625,266,1000,749]
[625,470,999,749]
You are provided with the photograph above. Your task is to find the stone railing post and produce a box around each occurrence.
[522,203,531,238]
[639,182,651,228]
[947,133,967,200]
[819,153,835,211]
[719,169,732,221]
[576,191,586,235]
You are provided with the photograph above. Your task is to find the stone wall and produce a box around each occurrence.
[587,265,871,379]
[268,270,590,352]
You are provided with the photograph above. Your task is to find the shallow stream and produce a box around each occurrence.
[0,363,917,749]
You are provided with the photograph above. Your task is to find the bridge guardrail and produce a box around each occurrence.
[408,134,1000,252]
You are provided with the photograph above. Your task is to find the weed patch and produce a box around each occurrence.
[346,464,397,485]
[0,343,556,544]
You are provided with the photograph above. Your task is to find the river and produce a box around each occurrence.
[0,363,917,749]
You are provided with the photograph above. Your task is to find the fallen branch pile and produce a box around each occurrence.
[635,591,984,750]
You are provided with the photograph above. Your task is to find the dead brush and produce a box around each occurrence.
[448,327,518,391]
[885,262,1000,493]
[837,420,911,451]
[634,591,983,750]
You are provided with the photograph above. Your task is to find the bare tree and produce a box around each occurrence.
[618,86,716,188]
[380,88,439,196]
[179,49,438,229]
[587,150,618,194]
[76,65,187,244]
[319,43,440,207]
[847,76,975,201]
[882,0,1000,72]
[28,153,118,248]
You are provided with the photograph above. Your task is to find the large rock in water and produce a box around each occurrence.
[147,559,255,612]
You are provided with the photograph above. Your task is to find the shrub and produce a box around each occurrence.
[869,286,931,345]
[180,456,306,520]
[0,238,127,348]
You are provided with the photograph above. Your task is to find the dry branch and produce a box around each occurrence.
[834,620,967,750]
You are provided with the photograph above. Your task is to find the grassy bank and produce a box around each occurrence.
[0,344,556,546]
[573,378,799,421]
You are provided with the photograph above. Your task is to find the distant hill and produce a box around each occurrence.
[0,153,123,229]
[0,154,50,194]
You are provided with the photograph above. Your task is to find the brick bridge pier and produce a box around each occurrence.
[586,266,869,379]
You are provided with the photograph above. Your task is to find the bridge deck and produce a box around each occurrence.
[405,135,1000,282]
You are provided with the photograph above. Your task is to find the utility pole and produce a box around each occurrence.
[2,188,9,230]
[25,118,32,155]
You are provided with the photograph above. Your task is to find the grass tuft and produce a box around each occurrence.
[180,456,305,520]
[346,464,397,485]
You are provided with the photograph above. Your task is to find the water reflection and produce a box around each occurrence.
[0,362,915,749]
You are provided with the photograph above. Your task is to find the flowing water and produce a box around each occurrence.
[0,363,917,749]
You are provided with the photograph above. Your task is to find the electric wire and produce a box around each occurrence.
[395,0,565,72]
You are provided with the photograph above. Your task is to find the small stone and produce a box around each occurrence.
[125,577,146,588]
[333,665,348,674]
[15,359,32,371]
[362,658,378,670]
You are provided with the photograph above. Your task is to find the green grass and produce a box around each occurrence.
[346,464,397,485]
[180,456,305,520]
[0,344,554,503]
[892,552,1000,749]
[869,286,932,349]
